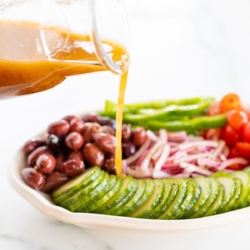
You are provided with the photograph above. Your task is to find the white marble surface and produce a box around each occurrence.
[2,0,250,249]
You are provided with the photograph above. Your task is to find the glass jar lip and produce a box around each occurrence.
[89,0,130,75]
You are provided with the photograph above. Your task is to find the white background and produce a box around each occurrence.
[1,0,250,249]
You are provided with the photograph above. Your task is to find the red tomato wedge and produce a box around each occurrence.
[220,124,241,148]
[236,142,250,158]
[242,122,250,143]
[226,110,248,130]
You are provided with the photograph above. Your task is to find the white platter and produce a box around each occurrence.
[7,131,250,232]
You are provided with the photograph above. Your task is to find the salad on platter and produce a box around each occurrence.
[20,93,250,220]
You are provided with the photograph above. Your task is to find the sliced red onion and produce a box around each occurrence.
[125,137,151,165]
[153,170,171,179]
[174,152,211,164]
[146,130,158,142]
[164,151,188,164]
[154,145,171,171]
[179,140,219,151]
[197,158,220,168]
[151,144,164,163]
[168,131,187,142]
[211,140,225,160]
[218,158,248,171]
[220,154,227,162]
[122,160,127,175]
[162,164,182,170]
[171,173,190,178]
[141,141,163,170]
[136,149,150,167]
[180,162,213,176]
[126,166,153,178]
[159,129,168,143]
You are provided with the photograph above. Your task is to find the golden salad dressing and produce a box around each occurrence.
[0,20,128,176]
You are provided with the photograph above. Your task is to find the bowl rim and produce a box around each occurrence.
[7,129,250,232]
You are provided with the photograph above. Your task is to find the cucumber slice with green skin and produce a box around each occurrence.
[124,179,155,217]
[105,178,138,215]
[190,178,220,218]
[95,176,136,213]
[88,177,123,213]
[53,167,102,204]
[58,171,107,210]
[148,179,172,219]
[159,178,187,220]
[234,171,250,208]
[220,177,242,213]
[115,179,147,216]
[131,179,164,218]
[176,179,201,219]
[215,176,236,213]
[173,179,194,219]
[72,173,110,212]
[185,177,211,218]
[204,182,224,217]
[76,175,121,213]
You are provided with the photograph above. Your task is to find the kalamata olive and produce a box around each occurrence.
[83,143,104,167]
[23,139,46,155]
[82,113,100,123]
[122,124,131,141]
[69,117,85,133]
[47,120,70,136]
[46,134,67,154]
[40,171,68,193]
[55,153,66,171]
[62,115,77,123]
[132,127,147,147]
[21,168,45,190]
[98,117,116,130]
[122,142,137,159]
[83,122,102,143]
[35,153,56,174]
[60,159,85,177]
[27,146,49,166]
[102,125,115,135]
[103,154,116,174]
[67,150,84,161]
[65,132,84,151]
[92,133,116,153]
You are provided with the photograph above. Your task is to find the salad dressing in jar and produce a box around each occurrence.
[0,0,130,176]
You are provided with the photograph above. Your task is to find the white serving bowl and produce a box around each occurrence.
[7,131,250,232]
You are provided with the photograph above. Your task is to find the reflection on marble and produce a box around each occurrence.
[2,0,250,249]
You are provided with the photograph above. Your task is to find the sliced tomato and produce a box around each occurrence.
[228,146,240,158]
[235,142,250,158]
[227,164,246,171]
[242,122,250,143]
[226,110,248,130]
[219,93,242,113]
[220,124,241,148]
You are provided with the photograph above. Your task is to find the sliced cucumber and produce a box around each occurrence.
[159,178,187,220]
[105,178,138,215]
[76,175,121,213]
[115,179,147,216]
[53,167,102,204]
[215,175,236,213]
[123,179,155,217]
[94,175,136,213]
[176,178,201,219]
[204,182,224,217]
[59,171,107,211]
[148,179,172,219]
[131,179,164,218]
[220,177,242,213]
[185,177,211,218]
[190,178,220,218]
